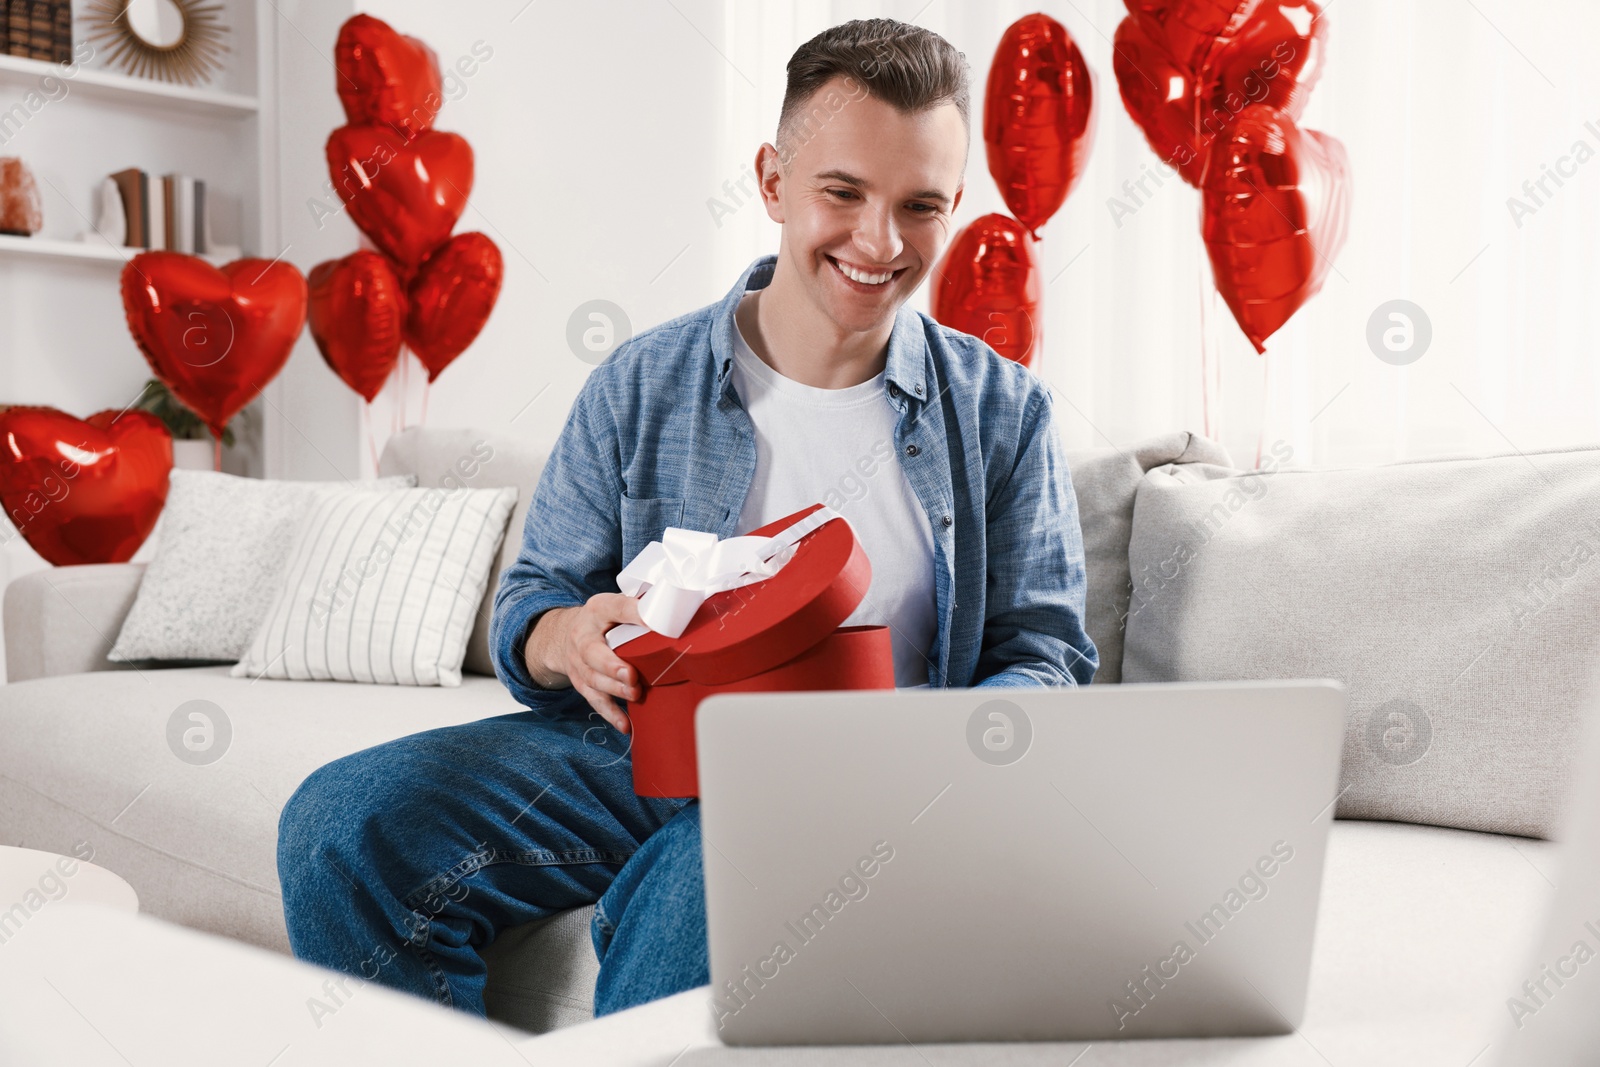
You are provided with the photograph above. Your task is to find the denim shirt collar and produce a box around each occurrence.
[711,254,930,405]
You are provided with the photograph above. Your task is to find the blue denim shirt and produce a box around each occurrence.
[490,254,1097,715]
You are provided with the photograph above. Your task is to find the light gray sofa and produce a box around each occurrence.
[0,427,599,1033]
[1,425,1595,1062]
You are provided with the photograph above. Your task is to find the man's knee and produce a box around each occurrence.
[277,718,601,889]
[599,803,704,927]
[648,804,703,871]
[279,751,373,888]
[278,740,434,884]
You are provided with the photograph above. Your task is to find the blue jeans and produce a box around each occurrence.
[276,710,709,1017]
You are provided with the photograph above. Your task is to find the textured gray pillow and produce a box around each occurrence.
[1064,431,1232,683]
[108,471,414,664]
[1122,442,1600,838]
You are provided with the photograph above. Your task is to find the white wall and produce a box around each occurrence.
[310,0,735,477]
[265,0,365,482]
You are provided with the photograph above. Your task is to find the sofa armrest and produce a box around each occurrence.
[4,564,146,683]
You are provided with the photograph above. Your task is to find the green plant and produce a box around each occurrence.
[133,378,234,446]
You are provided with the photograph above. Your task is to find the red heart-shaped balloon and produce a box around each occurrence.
[1113,0,1324,184]
[404,231,503,382]
[1114,0,1325,186]
[1202,105,1349,352]
[121,253,309,437]
[1126,0,1260,72]
[308,251,406,402]
[1215,2,1326,119]
[326,125,473,269]
[0,407,171,566]
[335,14,443,141]
[1113,16,1209,183]
[931,213,1041,368]
[984,13,1095,239]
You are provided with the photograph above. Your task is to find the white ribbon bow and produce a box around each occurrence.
[604,506,847,649]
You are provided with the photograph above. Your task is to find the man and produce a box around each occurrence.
[278,18,1096,1021]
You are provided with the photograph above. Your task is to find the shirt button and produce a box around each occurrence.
[942,515,952,528]
[905,444,920,457]
[915,384,924,396]
[888,383,900,398]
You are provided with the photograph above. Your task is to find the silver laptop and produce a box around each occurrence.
[695,681,1347,1046]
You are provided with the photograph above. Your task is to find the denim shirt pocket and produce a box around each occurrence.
[619,495,685,563]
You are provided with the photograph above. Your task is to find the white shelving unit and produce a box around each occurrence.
[0,231,129,264]
[0,231,233,267]
[0,0,273,405]
[0,52,258,119]
[0,0,279,659]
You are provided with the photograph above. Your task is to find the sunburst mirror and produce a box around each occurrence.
[84,0,231,86]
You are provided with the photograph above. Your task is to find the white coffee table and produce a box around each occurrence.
[0,845,138,933]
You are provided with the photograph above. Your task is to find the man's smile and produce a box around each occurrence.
[826,254,907,290]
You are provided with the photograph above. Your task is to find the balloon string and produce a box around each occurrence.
[1255,345,1271,469]
[212,433,222,472]
[400,347,410,432]
[1198,263,1213,440]
[420,380,430,426]
[366,403,381,475]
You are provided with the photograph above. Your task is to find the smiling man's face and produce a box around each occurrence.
[758,76,967,338]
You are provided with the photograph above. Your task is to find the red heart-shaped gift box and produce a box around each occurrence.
[614,504,894,797]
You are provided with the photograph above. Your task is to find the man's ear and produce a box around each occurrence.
[755,143,785,224]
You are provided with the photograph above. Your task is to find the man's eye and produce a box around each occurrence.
[829,189,858,201]
[909,203,937,214]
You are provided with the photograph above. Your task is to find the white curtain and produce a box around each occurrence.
[711,0,1600,468]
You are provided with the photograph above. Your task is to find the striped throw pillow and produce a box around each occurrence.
[231,484,517,686]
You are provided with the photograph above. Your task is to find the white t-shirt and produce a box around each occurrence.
[730,294,937,687]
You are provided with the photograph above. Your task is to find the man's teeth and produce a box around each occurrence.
[834,259,894,285]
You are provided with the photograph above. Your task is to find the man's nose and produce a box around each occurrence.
[853,201,903,265]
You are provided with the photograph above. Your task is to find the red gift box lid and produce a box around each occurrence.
[614,504,872,687]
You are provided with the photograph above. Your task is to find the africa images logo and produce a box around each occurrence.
[966,699,1032,766]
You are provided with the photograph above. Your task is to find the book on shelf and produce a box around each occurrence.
[109,168,147,248]
[148,174,165,251]
[109,169,210,254]
[2,0,23,58]
[50,0,66,61]
[0,0,71,62]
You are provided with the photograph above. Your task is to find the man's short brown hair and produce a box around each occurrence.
[777,18,970,164]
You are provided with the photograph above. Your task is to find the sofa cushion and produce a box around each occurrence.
[0,904,548,1063]
[482,904,600,1032]
[379,428,546,677]
[1490,691,1600,1063]
[0,664,599,1031]
[0,666,523,950]
[1122,443,1600,838]
[1063,432,1231,683]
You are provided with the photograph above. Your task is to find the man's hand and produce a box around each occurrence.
[524,593,645,733]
